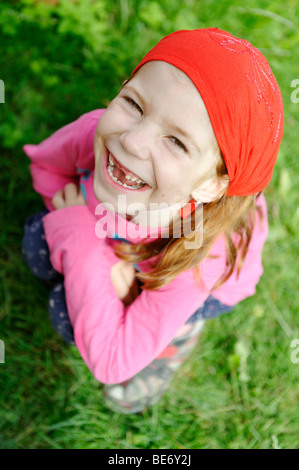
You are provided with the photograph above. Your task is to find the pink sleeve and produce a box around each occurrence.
[42,206,209,384]
[23,110,105,211]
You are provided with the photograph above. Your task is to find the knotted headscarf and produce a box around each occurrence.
[132,28,284,196]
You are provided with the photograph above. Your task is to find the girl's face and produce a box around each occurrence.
[93,61,221,223]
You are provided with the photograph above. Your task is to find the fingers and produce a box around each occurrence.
[64,183,86,205]
[76,189,86,205]
[121,260,136,279]
[64,183,78,201]
[52,183,86,209]
[52,189,65,210]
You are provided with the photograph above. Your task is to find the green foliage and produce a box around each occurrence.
[0,0,298,450]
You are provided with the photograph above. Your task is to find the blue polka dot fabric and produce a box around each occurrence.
[22,209,74,344]
[48,282,75,345]
[22,209,62,281]
[186,295,234,323]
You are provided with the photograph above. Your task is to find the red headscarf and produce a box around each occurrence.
[132,28,284,196]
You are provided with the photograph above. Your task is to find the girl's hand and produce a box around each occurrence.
[52,183,86,209]
[110,260,140,307]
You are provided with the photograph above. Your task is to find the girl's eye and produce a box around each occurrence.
[124,96,143,115]
[169,136,188,153]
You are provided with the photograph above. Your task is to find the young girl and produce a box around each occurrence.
[22,28,284,414]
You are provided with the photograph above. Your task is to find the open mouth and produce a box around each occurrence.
[106,151,150,191]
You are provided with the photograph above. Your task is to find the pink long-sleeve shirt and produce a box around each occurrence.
[23,109,269,384]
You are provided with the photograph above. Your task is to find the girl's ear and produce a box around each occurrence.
[191,175,229,203]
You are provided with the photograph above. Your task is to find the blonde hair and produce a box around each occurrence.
[112,154,264,292]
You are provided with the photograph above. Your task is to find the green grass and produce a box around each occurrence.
[0,0,298,449]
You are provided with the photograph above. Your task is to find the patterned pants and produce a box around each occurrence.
[22,210,235,414]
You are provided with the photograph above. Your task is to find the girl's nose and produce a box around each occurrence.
[119,122,153,160]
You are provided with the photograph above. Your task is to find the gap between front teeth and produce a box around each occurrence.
[108,154,144,184]
[107,156,146,189]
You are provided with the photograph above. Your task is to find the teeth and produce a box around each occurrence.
[125,174,137,181]
[125,174,143,184]
[107,155,146,190]
[107,152,147,189]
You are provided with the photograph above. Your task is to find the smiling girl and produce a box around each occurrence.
[22,28,283,413]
